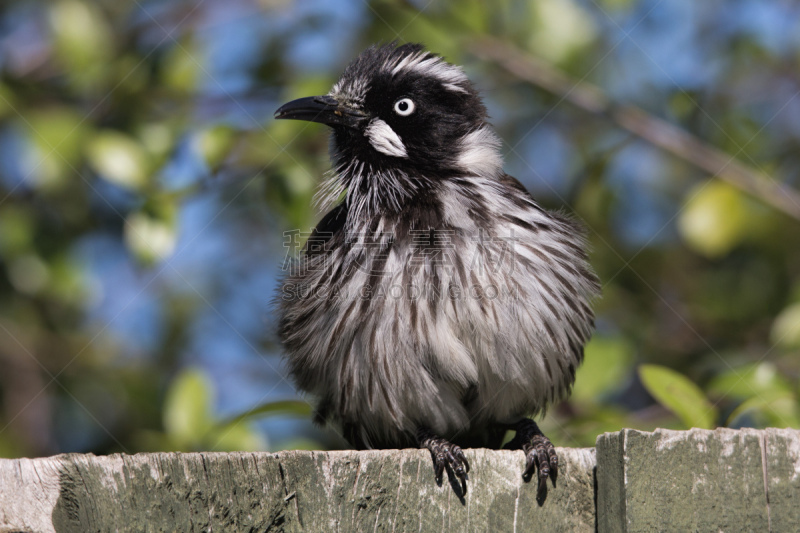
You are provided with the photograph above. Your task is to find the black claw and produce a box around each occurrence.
[418,427,470,495]
[434,457,445,480]
[538,446,549,474]
[549,449,559,486]
[508,419,558,496]
[523,453,535,480]
[456,449,470,473]
[537,470,548,495]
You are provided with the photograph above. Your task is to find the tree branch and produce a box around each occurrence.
[470,37,800,222]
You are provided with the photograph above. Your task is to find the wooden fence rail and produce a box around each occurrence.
[1,428,798,532]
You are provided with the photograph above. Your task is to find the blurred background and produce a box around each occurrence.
[1,0,800,458]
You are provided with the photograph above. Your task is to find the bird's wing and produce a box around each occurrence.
[498,173,544,206]
[498,173,531,197]
[303,203,348,257]
[498,173,588,234]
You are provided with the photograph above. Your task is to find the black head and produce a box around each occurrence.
[275,43,503,215]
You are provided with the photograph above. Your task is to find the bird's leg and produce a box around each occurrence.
[417,427,470,494]
[503,419,558,495]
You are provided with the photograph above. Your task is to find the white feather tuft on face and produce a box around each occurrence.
[329,75,369,108]
[457,127,503,177]
[364,118,408,158]
[386,52,469,93]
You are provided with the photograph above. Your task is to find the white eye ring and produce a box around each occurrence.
[393,98,415,116]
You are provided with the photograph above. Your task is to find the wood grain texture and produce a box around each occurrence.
[0,447,596,533]
[7,428,797,532]
[596,428,800,532]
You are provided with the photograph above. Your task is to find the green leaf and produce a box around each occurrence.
[771,303,800,350]
[706,362,793,401]
[0,206,34,256]
[162,39,202,92]
[163,368,214,446]
[218,400,312,428]
[207,423,268,452]
[572,337,633,401]
[138,122,176,160]
[48,0,113,89]
[124,202,177,265]
[6,254,49,295]
[86,130,151,190]
[194,125,237,172]
[0,83,15,119]
[678,181,749,258]
[528,0,598,64]
[639,364,717,429]
[46,255,89,306]
[727,391,800,429]
[270,438,324,452]
[23,107,89,190]
[0,434,24,458]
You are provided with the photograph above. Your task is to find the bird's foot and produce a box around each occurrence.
[417,427,470,494]
[504,419,558,496]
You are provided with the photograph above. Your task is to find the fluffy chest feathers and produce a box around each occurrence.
[275,41,598,490]
[278,174,599,447]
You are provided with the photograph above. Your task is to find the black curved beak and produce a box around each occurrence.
[274,95,368,129]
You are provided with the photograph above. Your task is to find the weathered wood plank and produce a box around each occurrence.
[596,428,800,532]
[7,428,797,532]
[0,447,596,533]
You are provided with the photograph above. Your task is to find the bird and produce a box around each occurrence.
[274,42,599,496]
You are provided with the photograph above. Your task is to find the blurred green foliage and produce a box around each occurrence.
[133,367,311,452]
[639,364,717,429]
[1,0,799,457]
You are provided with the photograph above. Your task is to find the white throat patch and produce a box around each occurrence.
[364,118,408,158]
[457,127,503,177]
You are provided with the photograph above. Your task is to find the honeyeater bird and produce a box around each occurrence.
[275,42,599,495]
